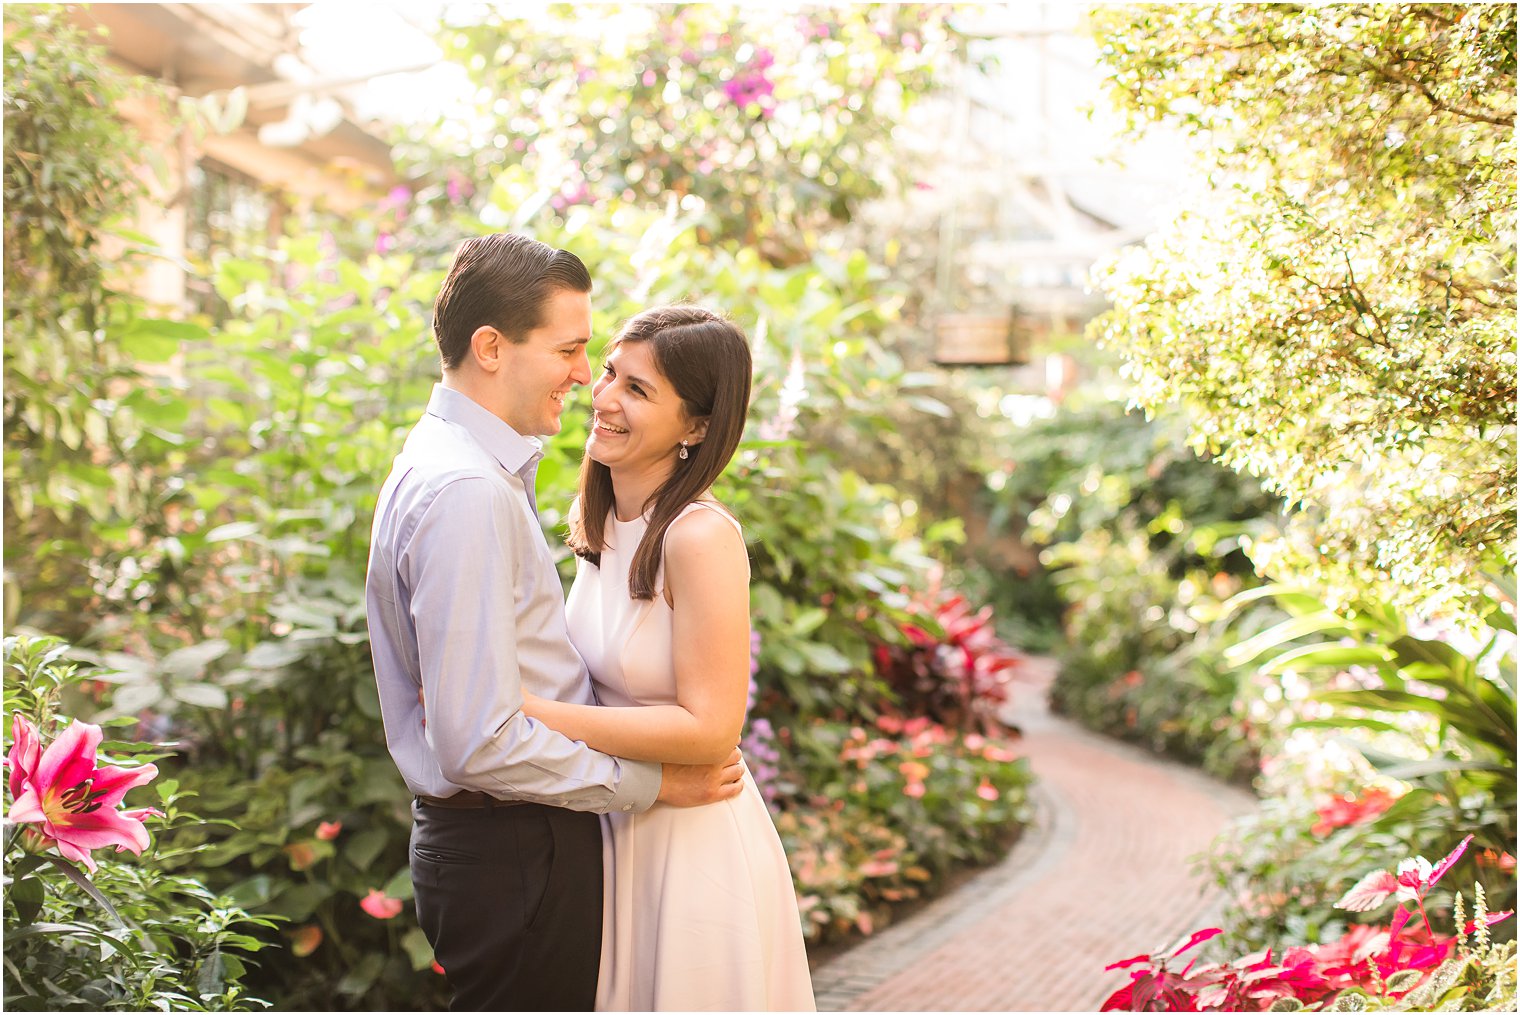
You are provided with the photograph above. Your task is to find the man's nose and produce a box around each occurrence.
[570,347,592,386]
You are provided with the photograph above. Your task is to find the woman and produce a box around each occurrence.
[523,304,816,1011]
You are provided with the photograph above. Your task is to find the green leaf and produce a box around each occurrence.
[46,856,129,929]
[1261,643,1393,675]
[795,641,853,674]
[205,522,261,543]
[9,875,45,926]
[401,926,435,971]
[382,867,414,900]
[345,827,388,872]
[1225,611,1361,669]
[172,681,230,710]
[336,953,386,996]
[790,608,827,637]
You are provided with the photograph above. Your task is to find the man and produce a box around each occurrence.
[366,233,743,1011]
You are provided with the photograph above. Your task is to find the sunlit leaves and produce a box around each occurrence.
[1088,4,1516,617]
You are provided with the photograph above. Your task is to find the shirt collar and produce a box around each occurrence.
[425,383,543,475]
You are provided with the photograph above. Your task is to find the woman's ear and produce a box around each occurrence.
[685,417,710,446]
[470,325,503,372]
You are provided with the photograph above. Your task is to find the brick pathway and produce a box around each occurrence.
[810,661,1257,1012]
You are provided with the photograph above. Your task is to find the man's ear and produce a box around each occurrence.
[470,325,504,372]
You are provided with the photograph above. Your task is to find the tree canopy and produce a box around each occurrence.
[1088,3,1516,617]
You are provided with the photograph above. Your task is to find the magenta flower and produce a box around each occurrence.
[6,715,162,873]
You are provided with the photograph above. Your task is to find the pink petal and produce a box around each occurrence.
[1428,834,1474,888]
[1336,869,1399,911]
[48,807,153,855]
[32,720,102,795]
[81,762,158,808]
[8,785,47,824]
[52,835,98,873]
[120,807,163,821]
[7,713,40,799]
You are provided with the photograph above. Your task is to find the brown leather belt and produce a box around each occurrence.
[415,791,524,810]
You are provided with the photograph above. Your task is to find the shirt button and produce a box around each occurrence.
[622,804,633,811]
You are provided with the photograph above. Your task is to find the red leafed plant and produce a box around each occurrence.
[873,575,1026,734]
[1100,837,1514,1012]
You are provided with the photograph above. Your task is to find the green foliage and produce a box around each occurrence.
[1087,3,1517,617]
[3,637,276,1011]
[1220,583,1516,904]
[1,4,190,637]
[430,4,962,262]
[998,397,1285,782]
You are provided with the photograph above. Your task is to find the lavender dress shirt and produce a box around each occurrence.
[366,384,660,813]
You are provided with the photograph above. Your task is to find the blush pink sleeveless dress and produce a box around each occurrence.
[565,500,816,1012]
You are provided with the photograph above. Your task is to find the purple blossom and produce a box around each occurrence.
[741,717,782,812]
[721,48,777,113]
[722,71,775,108]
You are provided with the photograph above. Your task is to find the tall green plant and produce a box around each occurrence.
[1223,582,1516,856]
[2,5,199,638]
[1088,3,1517,617]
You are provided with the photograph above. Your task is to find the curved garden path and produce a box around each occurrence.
[810,660,1258,1012]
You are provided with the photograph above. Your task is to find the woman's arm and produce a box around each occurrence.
[522,508,750,766]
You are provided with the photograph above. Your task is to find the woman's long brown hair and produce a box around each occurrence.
[567,304,752,600]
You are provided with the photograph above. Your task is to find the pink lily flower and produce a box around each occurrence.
[6,715,162,873]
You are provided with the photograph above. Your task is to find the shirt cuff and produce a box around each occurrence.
[608,758,661,813]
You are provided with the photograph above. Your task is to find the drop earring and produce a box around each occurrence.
[678,440,690,460]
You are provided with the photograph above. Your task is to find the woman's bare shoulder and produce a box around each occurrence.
[665,499,745,559]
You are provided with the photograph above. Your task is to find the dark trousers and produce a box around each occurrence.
[410,800,603,1012]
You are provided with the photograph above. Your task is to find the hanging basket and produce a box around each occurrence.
[933,311,1030,367]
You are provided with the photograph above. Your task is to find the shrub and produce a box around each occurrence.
[1101,837,1516,1012]
[769,716,1032,945]
[3,636,275,1010]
